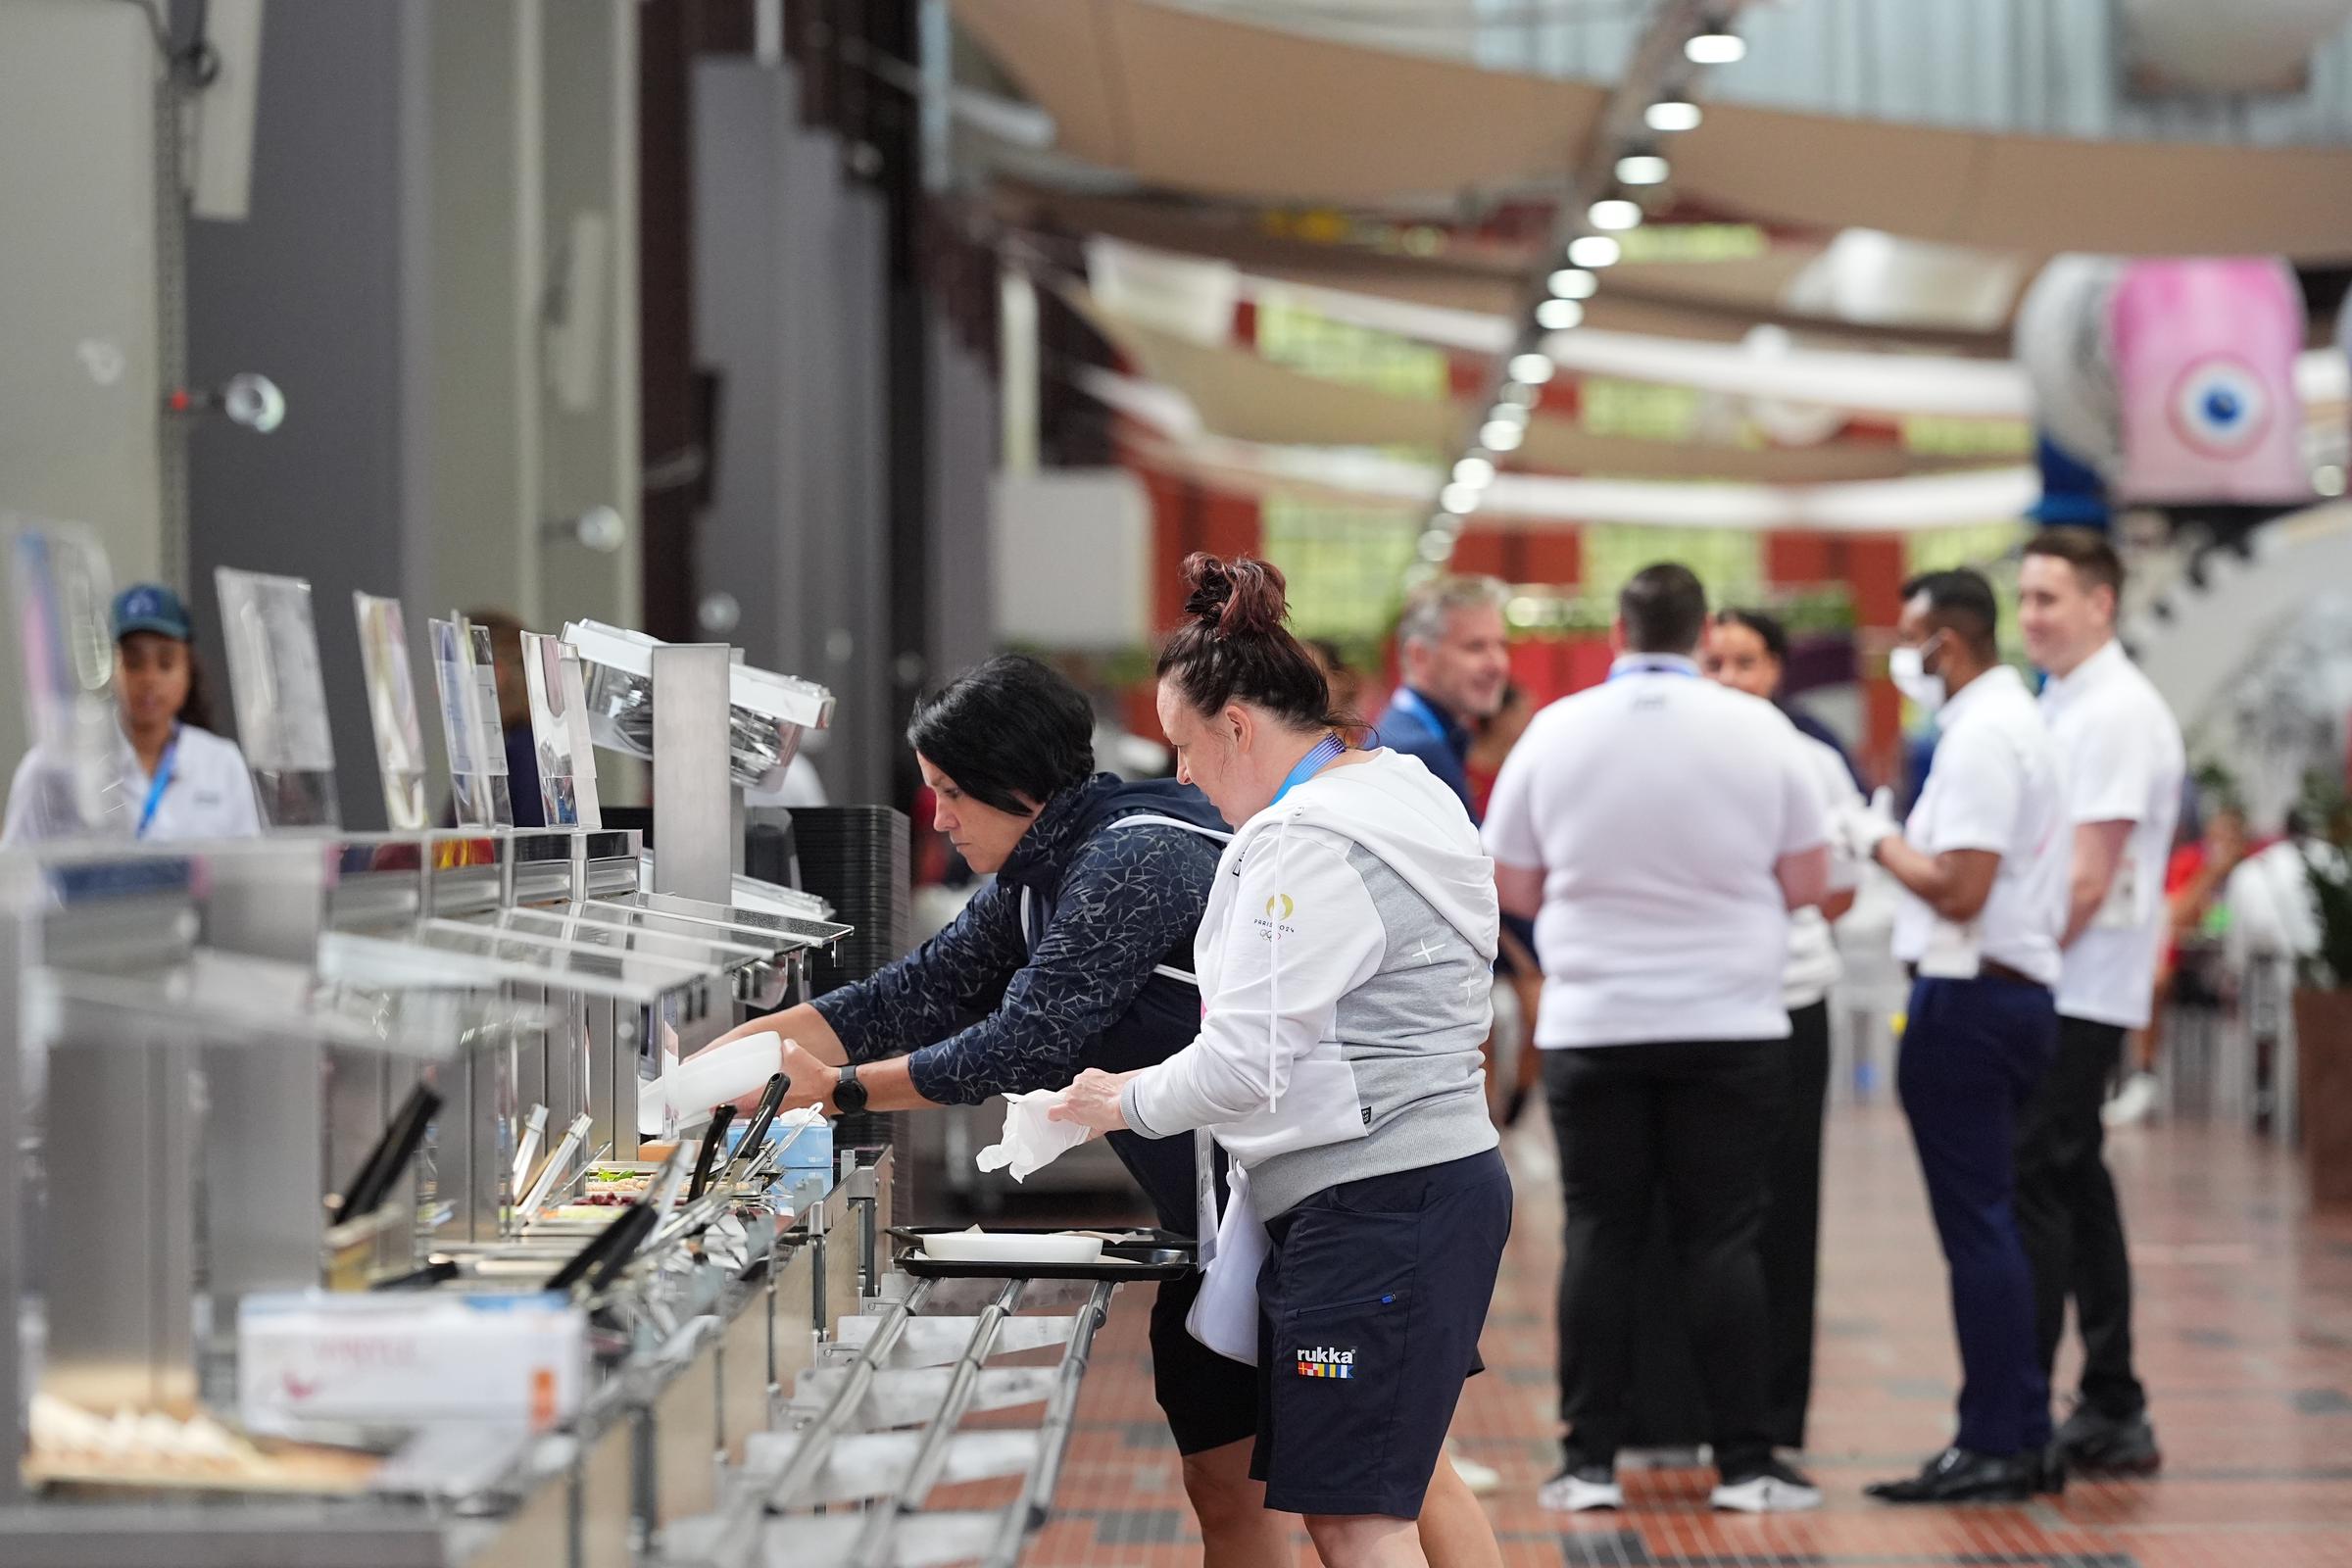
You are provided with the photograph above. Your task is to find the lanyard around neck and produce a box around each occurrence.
[1271,733,1345,808]
[1391,687,1448,732]
[1607,660,1698,681]
[134,726,181,840]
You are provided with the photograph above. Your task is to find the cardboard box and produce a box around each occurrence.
[238,1292,587,1436]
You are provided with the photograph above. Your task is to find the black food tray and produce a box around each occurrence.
[888,1225,1197,1282]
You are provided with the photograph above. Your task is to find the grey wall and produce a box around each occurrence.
[694,60,897,808]
[0,2,165,775]
[184,1,421,828]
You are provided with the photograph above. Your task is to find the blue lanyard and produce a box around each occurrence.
[1391,687,1445,731]
[1271,734,1345,808]
[1607,660,1699,681]
[133,727,180,840]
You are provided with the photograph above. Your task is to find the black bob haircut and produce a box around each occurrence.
[1714,607,1789,666]
[1619,562,1709,654]
[1901,567,2001,658]
[906,654,1096,816]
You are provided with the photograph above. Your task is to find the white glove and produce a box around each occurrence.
[1841,787,1901,862]
[975,1089,1091,1182]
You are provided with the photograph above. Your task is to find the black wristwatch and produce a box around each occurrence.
[833,1063,869,1115]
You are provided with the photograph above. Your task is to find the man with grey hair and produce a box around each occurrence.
[1381,575,1513,814]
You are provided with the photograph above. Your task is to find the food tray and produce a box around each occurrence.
[888,1226,1197,1282]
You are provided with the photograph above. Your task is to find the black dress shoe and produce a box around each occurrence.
[1865,1446,2034,1503]
[2055,1403,2162,1474]
[2031,1443,2067,1495]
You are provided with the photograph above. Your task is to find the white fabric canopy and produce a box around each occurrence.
[1091,368,2042,532]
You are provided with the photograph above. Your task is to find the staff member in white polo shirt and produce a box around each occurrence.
[1485,564,1831,1517]
[2014,528,2179,1477]
[2,584,264,845]
[1705,607,1866,1453]
[1847,568,2071,1504]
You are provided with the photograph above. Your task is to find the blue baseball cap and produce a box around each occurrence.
[112,584,194,642]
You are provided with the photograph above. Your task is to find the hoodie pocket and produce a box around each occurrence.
[1213,1043,1369,1164]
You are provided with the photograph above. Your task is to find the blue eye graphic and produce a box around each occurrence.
[2169,357,2270,457]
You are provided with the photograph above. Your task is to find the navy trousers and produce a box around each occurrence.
[1897,974,2059,1456]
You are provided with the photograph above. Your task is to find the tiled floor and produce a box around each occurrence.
[999,1102,2352,1567]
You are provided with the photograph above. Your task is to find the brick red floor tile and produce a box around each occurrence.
[965,1102,2352,1566]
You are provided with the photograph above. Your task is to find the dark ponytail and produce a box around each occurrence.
[1155,554,1350,734]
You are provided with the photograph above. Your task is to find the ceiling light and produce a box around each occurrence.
[1615,154,1670,185]
[1567,235,1622,269]
[1645,100,1703,132]
[1547,268,1598,299]
[1481,420,1524,451]
[1497,383,1540,411]
[1536,298,1585,330]
[1452,456,1496,486]
[1507,352,1554,384]
[1589,199,1644,231]
[1418,530,1454,563]
[1440,482,1483,514]
[1488,400,1531,426]
[1685,30,1745,65]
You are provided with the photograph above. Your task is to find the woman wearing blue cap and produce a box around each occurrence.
[1,584,264,844]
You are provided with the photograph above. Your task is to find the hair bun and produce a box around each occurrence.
[1179,552,1291,640]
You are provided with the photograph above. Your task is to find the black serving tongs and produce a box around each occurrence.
[724,1073,789,1181]
[333,1083,443,1222]
[545,1145,691,1294]
[686,1103,738,1202]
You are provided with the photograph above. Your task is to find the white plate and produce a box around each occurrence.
[917,1232,1104,1265]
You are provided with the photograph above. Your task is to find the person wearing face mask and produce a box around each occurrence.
[1704,608,1866,1454]
[2012,528,2179,1478]
[1378,576,1513,814]
[1055,554,1510,1568]
[1846,569,2073,1504]
[2,584,264,845]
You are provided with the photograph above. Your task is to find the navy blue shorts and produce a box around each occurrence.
[1250,1150,1512,1519]
[1150,1269,1262,1455]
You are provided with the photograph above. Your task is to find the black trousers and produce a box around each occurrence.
[1544,1038,1786,1477]
[1762,1000,1831,1449]
[2015,1014,2147,1420]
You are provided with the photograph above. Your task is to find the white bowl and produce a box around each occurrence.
[918,1232,1103,1265]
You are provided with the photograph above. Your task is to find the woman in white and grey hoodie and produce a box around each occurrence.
[1058,554,1512,1568]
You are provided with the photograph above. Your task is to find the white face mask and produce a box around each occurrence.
[1888,640,1947,713]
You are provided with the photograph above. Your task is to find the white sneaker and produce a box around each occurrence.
[2102,1071,2160,1128]
[1539,1466,1623,1512]
[1448,1447,1503,1496]
[1711,1459,1824,1513]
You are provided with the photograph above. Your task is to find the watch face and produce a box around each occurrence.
[835,1068,867,1114]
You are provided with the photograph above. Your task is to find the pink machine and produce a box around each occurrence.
[2109,258,2310,507]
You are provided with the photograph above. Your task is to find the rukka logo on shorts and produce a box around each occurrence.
[1295,1346,1355,1379]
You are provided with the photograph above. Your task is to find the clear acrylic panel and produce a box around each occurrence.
[353,592,429,831]
[428,615,513,830]
[518,631,602,829]
[3,519,131,839]
[215,567,340,829]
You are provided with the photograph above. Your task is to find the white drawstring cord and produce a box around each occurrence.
[1264,810,1294,1111]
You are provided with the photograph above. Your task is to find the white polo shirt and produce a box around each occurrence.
[1,724,265,845]
[1890,665,2070,987]
[2040,638,2184,1029]
[1787,731,1865,1008]
[1484,656,1829,1048]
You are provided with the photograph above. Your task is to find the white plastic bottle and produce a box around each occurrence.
[657,1031,785,1126]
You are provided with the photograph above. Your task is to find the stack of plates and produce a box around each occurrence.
[789,806,910,992]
